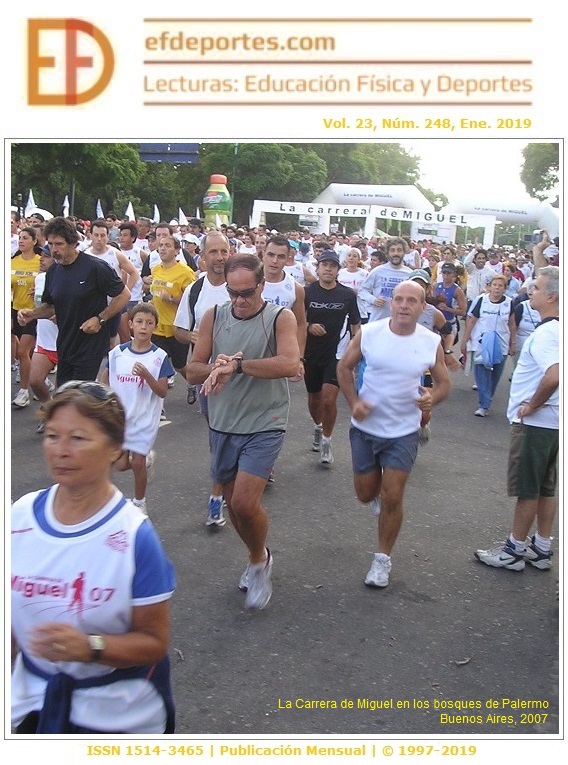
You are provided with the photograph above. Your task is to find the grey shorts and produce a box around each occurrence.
[349,425,419,475]
[507,422,558,499]
[209,430,286,485]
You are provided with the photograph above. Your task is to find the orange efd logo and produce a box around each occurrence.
[28,19,114,105]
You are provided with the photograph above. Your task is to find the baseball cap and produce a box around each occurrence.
[188,218,201,227]
[317,250,340,265]
[299,242,311,254]
[182,233,200,246]
[407,269,431,285]
[441,262,457,273]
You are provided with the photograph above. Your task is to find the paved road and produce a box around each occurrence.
[10,359,559,737]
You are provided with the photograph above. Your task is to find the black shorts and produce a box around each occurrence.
[11,307,36,339]
[151,334,189,370]
[303,357,338,393]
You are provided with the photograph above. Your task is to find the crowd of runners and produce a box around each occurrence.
[11,209,559,601]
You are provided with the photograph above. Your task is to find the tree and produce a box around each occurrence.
[520,143,559,201]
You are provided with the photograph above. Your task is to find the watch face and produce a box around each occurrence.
[88,634,105,651]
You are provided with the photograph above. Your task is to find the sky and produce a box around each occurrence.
[397,139,539,207]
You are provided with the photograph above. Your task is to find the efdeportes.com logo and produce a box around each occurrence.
[28,19,114,105]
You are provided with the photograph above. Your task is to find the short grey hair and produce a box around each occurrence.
[539,265,560,298]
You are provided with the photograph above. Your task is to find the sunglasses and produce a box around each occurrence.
[54,380,116,401]
[226,284,260,300]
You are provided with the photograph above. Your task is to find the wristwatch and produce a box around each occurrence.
[96,314,106,326]
[88,634,106,662]
[234,357,244,374]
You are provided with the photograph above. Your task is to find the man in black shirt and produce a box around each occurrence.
[304,250,361,465]
[17,217,130,386]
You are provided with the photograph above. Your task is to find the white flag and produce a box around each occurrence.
[152,204,160,223]
[178,207,188,226]
[215,214,222,230]
[125,201,135,221]
[249,215,253,229]
[195,207,201,220]
[96,199,104,218]
[62,195,70,218]
[24,189,37,217]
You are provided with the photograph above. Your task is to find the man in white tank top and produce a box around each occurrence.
[337,281,451,589]
[261,235,307,379]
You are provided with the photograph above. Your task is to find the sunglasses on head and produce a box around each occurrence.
[226,284,260,300]
[54,380,116,401]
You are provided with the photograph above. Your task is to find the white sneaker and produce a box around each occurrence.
[132,498,148,515]
[244,550,273,609]
[46,378,56,393]
[13,389,30,408]
[365,553,392,587]
[369,497,381,517]
[320,438,334,465]
[167,376,175,388]
[311,424,323,452]
[474,407,488,417]
[238,565,250,592]
[146,450,156,483]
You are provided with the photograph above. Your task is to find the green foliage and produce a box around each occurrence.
[11,141,435,225]
[520,143,559,201]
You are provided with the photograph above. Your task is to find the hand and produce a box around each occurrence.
[158,290,170,303]
[80,317,102,334]
[132,361,150,380]
[203,352,243,395]
[444,353,461,372]
[289,360,304,382]
[189,329,199,345]
[517,402,534,420]
[373,296,386,307]
[28,622,91,664]
[308,323,327,337]
[17,308,34,326]
[352,399,373,421]
[416,385,433,414]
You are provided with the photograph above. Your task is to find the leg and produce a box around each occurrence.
[114,450,131,472]
[353,469,382,504]
[473,364,492,410]
[307,391,323,428]
[320,383,339,438]
[17,334,35,390]
[490,359,507,396]
[130,452,148,501]
[223,472,269,564]
[377,467,410,555]
[29,352,54,403]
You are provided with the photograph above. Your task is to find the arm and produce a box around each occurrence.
[116,251,141,291]
[508,311,517,355]
[17,302,55,324]
[417,344,452,414]
[460,313,478,355]
[133,362,169,398]
[532,232,550,276]
[27,601,170,668]
[186,306,216,385]
[358,270,381,307]
[80,286,131,334]
[517,363,559,420]
[302,266,317,285]
[292,282,307,358]
[337,331,372,421]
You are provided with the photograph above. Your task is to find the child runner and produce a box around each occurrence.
[102,303,174,514]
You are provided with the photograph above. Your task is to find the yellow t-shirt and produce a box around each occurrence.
[151,261,196,337]
[11,253,42,310]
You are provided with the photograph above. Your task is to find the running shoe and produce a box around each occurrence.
[160,408,167,421]
[146,450,156,483]
[132,498,148,515]
[320,438,334,465]
[186,385,197,405]
[245,550,273,609]
[13,389,30,408]
[167,376,175,389]
[15,366,21,384]
[474,408,489,417]
[522,536,552,570]
[36,421,45,435]
[311,424,323,452]
[474,540,525,571]
[205,497,227,527]
[267,468,275,483]
[369,497,381,517]
[238,565,250,592]
[365,553,392,587]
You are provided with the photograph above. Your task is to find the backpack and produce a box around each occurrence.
[188,277,206,333]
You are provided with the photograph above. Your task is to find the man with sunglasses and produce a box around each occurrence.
[187,254,300,610]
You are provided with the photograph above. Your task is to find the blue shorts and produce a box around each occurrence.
[209,430,285,485]
[349,425,419,475]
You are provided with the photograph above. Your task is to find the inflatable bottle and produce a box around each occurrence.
[203,174,232,228]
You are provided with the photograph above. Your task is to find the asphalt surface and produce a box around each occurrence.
[10,357,559,738]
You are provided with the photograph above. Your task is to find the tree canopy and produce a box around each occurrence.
[520,143,559,201]
[11,142,442,225]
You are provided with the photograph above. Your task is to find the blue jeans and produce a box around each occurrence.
[473,360,506,410]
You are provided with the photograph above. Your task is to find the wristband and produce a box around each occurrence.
[235,357,244,374]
